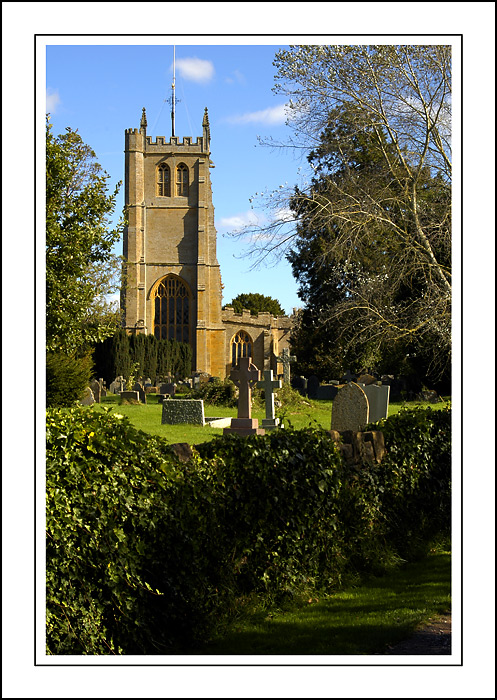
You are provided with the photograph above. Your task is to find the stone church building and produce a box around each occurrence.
[122,107,294,380]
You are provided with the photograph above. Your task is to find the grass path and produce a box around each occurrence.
[191,548,451,656]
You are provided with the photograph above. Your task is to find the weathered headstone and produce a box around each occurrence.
[331,382,369,432]
[257,369,282,431]
[109,376,125,394]
[291,375,307,394]
[276,347,296,384]
[120,390,140,403]
[161,399,205,425]
[133,381,147,404]
[89,378,101,403]
[306,375,320,399]
[356,373,377,386]
[358,383,390,423]
[340,369,356,384]
[80,387,95,406]
[224,357,264,436]
[160,382,176,396]
[316,384,339,400]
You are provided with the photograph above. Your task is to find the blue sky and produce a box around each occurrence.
[46,43,306,314]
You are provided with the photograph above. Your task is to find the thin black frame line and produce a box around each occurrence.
[36,38,460,668]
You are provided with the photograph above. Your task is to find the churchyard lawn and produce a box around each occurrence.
[90,393,450,445]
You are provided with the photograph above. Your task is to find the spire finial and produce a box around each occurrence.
[140,107,147,134]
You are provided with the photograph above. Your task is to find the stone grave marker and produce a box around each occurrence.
[331,382,369,432]
[133,381,147,404]
[316,384,339,400]
[306,375,320,399]
[358,383,390,423]
[224,356,264,436]
[340,369,356,384]
[160,382,176,396]
[257,369,282,431]
[276,347,296,384]
[89,378,101,403]
[80,387,95,406]
[162,399,205,425]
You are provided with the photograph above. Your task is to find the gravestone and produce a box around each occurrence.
[160,382,176,396]
[120,391,140,403]
[358,383,390,423]
[109,376,125,394]
[356,373,377,386]
[161,399,205,425]
[306,375,320,399]
[340,369,356,384]
[331,382,369,432]
[257,369,282,431]
[133,381,147,404]
[276,348,296,384]
[224,357,264,436]
[80,387,95,406]
[89,378,101,403]
[316,384,339,400]
[291,375,307,394]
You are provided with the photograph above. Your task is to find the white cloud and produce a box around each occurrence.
[217,211,261,231]
[226,103,290,126]
[225,69,246,85]
[46,88,60,114]
[175,57,214,84]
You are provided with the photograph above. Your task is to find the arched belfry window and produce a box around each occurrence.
[231,330,252,367]
[157,163,170,196]
[152,275,191,343]
[176,163,189,197]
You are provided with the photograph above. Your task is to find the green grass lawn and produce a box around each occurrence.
[191,545,451,656]
[92,392,450,444]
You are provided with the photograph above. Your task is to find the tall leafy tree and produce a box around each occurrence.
[233,45,452,382]
[225,292,286,316]
[46,116,123,355]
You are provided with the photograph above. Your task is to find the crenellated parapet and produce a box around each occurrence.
[222,307,293,329]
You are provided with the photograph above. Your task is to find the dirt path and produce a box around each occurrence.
[378,613,451,655]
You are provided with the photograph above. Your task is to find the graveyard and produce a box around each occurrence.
[83,377,449,445]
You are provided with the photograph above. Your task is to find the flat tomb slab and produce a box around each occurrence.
[161,399,205,425]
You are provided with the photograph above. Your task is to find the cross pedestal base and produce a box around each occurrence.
[262,418,280,431]
[223,418,265,436]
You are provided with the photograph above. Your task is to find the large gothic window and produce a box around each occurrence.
[153,275,191,343]
[176,163,189,197]
[231,330,252,367]
[157,163,171,196]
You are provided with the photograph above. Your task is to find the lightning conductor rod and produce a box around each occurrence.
[171,45,176,138]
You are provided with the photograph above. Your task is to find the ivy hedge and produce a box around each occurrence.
[46,404,451,655]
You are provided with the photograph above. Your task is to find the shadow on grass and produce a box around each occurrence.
[192,553,451,656]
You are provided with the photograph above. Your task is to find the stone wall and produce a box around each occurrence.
[329,430,386,467]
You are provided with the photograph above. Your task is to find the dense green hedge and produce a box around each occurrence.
[46,352,94,408]
[46,404,451,654]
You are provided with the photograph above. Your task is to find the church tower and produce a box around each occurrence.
[122,107,226,377]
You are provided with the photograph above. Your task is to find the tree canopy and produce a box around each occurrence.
[46,116,123,355]
[224,292,286,317]
[231,45,452,383]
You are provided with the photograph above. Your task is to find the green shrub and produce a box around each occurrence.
[46,404,451,654]
[46,352,93,407]
[191,377,238,407]
[46,407,219,654]
[372,404,452,558]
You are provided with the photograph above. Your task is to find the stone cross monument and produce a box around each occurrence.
[257,369,282,431]
[223,356,265,436]
[277,347,297,384]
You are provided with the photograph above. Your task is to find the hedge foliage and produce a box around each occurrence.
[46,404,451,654]
[46,352,94,408]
